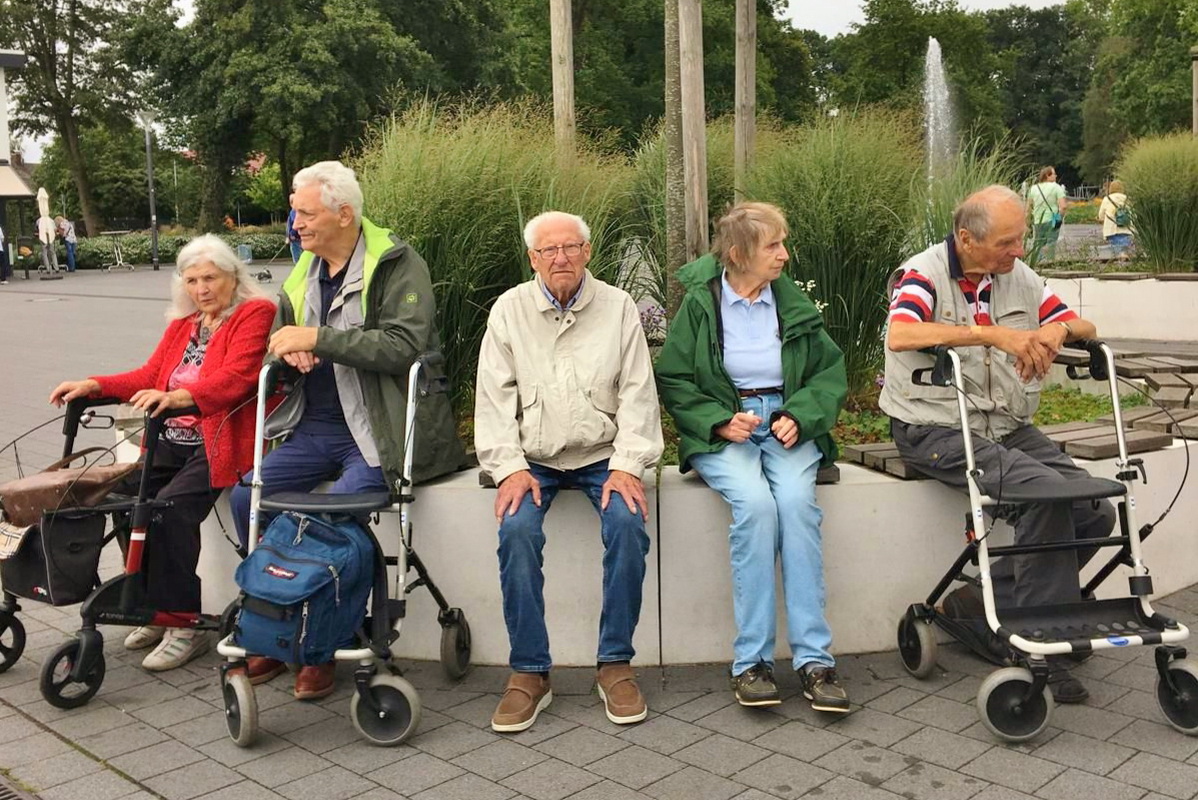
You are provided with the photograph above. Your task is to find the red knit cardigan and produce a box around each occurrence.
[91,298,276,488]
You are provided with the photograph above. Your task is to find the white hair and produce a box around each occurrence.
[522,211,591,248]
[167,234,272,320]
[292,161,363,224]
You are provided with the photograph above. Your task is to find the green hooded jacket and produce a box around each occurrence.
[656,254,847,472]
[272,218,465,489]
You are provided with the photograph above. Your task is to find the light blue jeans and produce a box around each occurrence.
[690,393,834,676]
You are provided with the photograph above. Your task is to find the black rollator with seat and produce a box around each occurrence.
[896,339,1197,742]
[0,398,235,708]
[216,352,471,747]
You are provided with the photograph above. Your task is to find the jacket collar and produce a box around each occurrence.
[678,253,824,336]
[532,269,597,313]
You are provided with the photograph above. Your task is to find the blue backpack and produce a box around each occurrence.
[233,511,375,665]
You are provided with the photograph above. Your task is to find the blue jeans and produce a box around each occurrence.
[65,242,76,272]
[1106,233,1132,257]
[497,459,650,672]
[230,427,386,547]
[690,393,834,676]
[289,241,304,264]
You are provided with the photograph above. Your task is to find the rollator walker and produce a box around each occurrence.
[895,339,1198,742]
[216,353,471,747]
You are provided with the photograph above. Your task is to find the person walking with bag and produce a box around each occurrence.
[1028,166,1067,262]
[1098,180,1133,260]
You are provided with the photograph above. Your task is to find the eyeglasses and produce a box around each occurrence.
[531,242,586,260]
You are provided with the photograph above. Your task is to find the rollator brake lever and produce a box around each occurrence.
[1116,458,1147,484]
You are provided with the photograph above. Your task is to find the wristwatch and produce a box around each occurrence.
[1056,320,1073,338]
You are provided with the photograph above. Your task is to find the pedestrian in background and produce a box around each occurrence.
[55,216,77,272]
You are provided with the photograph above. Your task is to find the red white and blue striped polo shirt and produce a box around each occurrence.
[889,237,1077,328]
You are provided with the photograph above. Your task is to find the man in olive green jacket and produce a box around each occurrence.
[230,160,463,700]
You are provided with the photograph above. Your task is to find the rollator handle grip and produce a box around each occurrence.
[1063,338,1109,381]
[912,345,955,387]
[414,351,450,396]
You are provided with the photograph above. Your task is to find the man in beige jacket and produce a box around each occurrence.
[475,211,663,734]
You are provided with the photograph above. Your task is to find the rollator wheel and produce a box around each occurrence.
[40,639,106,709]
[0,613,26,674]
[977,667,1053,743]
[440,610,472,680]
[896,610,938,679]
[350,673,422,746]
[1156,658,1198,735]
[223,671,259,747]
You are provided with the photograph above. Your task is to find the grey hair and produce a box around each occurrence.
[953,185,1024,242]
[167,234,272,320]
[292,161,363,224]
[523,211,591,248]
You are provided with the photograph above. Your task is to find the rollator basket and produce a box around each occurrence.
[0,511,106,606]
[233,510,374,665]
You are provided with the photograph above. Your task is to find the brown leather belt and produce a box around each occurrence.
[736,386,784,398]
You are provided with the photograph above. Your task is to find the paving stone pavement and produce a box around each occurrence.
[4,269,1198,800]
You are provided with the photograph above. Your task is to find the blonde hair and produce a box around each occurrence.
[1108,180,1125,194]
[711,202,789,273]
[167,234,272,320]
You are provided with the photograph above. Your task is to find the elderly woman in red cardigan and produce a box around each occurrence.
[49,234,275,671]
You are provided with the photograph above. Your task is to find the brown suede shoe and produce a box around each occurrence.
[491,672,552,733]
[596,662,647,724]
[245,657,287,686]
[294,662,336,700]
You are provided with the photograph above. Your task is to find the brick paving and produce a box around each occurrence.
[3,268,1198,799]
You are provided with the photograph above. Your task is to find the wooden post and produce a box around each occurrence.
[664,0,686,316]
[678,0,709,263]
[1192,46,1198,138]
[734,0,756,201]
[550,0,576,159]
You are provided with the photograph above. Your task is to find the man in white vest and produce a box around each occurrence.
[880,185,1115,705]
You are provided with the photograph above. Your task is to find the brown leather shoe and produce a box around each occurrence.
[245,657,287,686]
[491,672,552,733]
[293,662,336,700]
[596,662,647,724]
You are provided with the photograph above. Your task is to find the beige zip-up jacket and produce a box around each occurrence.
[475,270,663,485]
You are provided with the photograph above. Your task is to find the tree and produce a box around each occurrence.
[1080,0,1198,183]
[0,0,135,235]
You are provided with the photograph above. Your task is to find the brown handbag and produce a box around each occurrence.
[0,448,138,527]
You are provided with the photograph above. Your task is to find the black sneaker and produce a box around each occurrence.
[1046,657,1090,704]
[730,663,781,707]
[800,665,851,713]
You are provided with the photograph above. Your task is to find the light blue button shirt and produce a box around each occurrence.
[539,274,585,312]
[720,271,784,390]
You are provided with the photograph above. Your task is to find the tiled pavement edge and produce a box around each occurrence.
[6,270,1198,800]
[5,589,1198,800]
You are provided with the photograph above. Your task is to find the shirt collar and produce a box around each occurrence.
[539,272,586,312]
[721,270,774,308]
[946,234,967,280]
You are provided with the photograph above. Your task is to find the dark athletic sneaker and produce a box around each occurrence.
[730,663,781,707]
[801,666,851,713]
[1046,657,1090,704]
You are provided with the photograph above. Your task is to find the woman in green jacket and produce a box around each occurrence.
[656,202,849,713]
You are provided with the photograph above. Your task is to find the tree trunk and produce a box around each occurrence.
[664,0,687,318]
[550,0,576,162]
[678,0,709,264]
[57,114,102,236]
[734,0,756,201]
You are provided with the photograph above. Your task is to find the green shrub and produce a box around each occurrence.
[354,98,638,409]
[1118,132,1198,273]
[66,232,287,270]
[749,110,921,400]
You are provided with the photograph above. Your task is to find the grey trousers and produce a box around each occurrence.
[892,421,1118,609]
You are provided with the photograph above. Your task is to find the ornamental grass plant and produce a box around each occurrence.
[1118,133,1198,273]
[749,110,921,401]
[354,98,638,409]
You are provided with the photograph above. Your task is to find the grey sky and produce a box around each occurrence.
[784,0,1066,38]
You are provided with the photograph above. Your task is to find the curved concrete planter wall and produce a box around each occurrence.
[1046,274,1198,341]
[196,442,1198,667]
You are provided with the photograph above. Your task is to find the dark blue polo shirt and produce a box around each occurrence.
[297,260,346,433]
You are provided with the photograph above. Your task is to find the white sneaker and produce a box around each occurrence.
[142,628,209,671]
[124,625,166,650]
